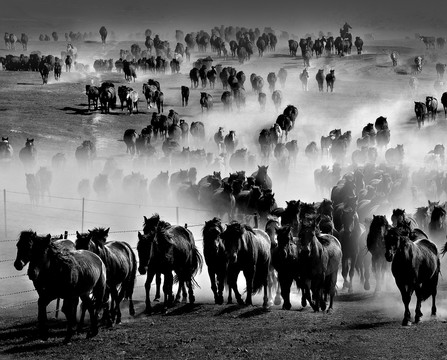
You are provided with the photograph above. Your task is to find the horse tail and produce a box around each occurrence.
[124,244,137,300]
[251,259,269,295]
[190,245,203,288]
[440,240,447,256]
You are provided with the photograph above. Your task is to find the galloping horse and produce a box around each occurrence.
[366,215,391,292]
[14,231,107,343]
[385,227,440,326]
[138,214,202,313]
[75,228,137,325]
[202,218,230,304]
[220,222,271,308]
[298,217,342,312]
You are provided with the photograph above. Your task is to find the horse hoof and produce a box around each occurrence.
[282,303,291,311]
[189,296,195,304]
[402,319,412,327]
[129,308,135,317]
[364,282,370,291]
[301,298,307,308]
[153,297,160,302]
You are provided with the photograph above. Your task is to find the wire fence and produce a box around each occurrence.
[0,188,260,318]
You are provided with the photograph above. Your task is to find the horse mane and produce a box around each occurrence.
[47,241,80,273]
[431,206,446,221]
[143,213,161,230]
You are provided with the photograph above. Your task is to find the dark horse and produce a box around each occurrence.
[428,205,446,244]
[14,230,107,343]
[75,228,137,324]
[272,225,302,310]
[298,217,342,312]
[366,215,391,292]
[385,227,440,326]
[339,206,364,292]
[138,214,203,313]
[202,218,231,304]
[271,200,301,236]
[220,222,271,308]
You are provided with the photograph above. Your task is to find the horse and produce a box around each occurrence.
[271,200,301,236]
[181,86,189,107]
[326,70,336,92]
[339,206,364,292]
[19,138,37,169]
[366,215,391,292]
[426,96,438,120]
[251,165,272,191]
[86,85,100,111]
[316,69,325,92]
[65,55,72,72]
[0,137,13,159]
[298,217,342,312]
[75,228,137,325]
[14,231,107,343]
[442,92,447,118]
[138,214,202,313]
[271,225,303,310]
[272,90,282,112]
[220,222,271,308]
[414,56,423,72]
[126,90,139,114]
[224,130,238,154]
[75,140,96,169]
[200,92,213,112]
[67,43,78,60]
[385,144,404,165]
[414,101,427,128]
[385,227,440,326]
[202,218,231,304]
[428,205,446,244]
[299,68,309,91]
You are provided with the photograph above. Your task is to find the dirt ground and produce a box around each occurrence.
[1,36,447,359]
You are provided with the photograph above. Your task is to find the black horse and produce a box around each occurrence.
[385,227,440,326]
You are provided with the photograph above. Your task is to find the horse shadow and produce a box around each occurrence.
[165,303,201,316]
[60,107,96,116]
[17,83,40,86]
[0,318,67,348]
[214,304,243,316]
[237,306,271,318]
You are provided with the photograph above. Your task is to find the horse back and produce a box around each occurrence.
[317,234,342,274]
[70,250,107,295]
[103,241,136,281]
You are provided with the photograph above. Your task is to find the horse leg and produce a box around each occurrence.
[414,290,423,324]
[144,271,155,314]
[348,257,356,293]
[243,267,255,306]
[399,284,413,326]
[154,272,161,301]
[327,272,338,312]
[62,297,78,344]
[162,272,174,312]
[279,275,292,310]
[363,253,371,291]
[37,296,51,340]
[274,271,282,306]
[186,279,195,304]
[229,269,243,305]
[217,270,225,305]
[342,256,349,289]
[208,268,219,304]
[82,295,100,339]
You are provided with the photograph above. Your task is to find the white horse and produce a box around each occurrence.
[67,43,78,60]
[127,90,139,114]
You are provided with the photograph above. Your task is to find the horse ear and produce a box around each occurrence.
[138,232,143,240]
[105,228,110,235]
[144,216,148,222]
[76,231,80,237]
[45,234,51,244]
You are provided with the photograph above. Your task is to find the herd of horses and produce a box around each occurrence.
[4,22,447,347]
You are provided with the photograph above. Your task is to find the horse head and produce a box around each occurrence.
[143,214,160,236]
[221,222,250,263]
[298,216,317,256]
[384,227,405,262]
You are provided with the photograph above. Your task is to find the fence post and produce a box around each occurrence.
[176,206,179,225]
[64,231,68,239]
[81,198,85,233]
[3,189,6,238]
